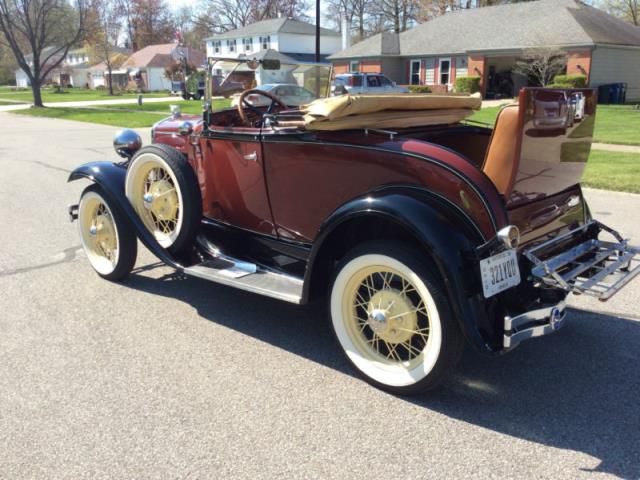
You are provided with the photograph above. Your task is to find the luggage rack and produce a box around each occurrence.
[524,221,640,301]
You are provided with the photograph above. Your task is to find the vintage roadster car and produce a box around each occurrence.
[68,58,639,394]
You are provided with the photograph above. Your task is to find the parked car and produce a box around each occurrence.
[67,58,639,394]
[570,91,586,121]
[331,73,409,95]
[211,74,245,99]
[532,89,573,132]
[231,83,317,108]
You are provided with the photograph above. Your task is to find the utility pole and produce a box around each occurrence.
[315,0,320,63]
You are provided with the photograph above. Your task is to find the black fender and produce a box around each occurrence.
[68,161,182,269]
[305,186,498,354]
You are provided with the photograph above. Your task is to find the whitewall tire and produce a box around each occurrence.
[330,242,463,394]
[125,144,201,254]
[78,185,137,281]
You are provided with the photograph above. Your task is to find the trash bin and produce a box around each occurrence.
[598,84,611,104]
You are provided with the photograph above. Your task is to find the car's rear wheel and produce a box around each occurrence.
[125,144,201,254]
[330,241,464,394]
[78,185,137,281]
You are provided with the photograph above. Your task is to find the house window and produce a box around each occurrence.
[260,36,270,50]
[439,58,451,84]
[455,56,468,78]
[350,60,360,72]
[226,39,236,53]
[212,40,221,54]
[410,59,421,85]
[243,38,252,52]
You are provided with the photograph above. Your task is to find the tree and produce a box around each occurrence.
[372,0,419,33]
[513,47,567,87]
[85,0,125,95]
[326,0,373,40]
[119,0,175,51]
[193,0,310,34]
[0,0,87,106]
[600,0,639,25]
[0,43,17,84]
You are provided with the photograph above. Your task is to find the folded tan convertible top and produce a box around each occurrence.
[302,93,482,131]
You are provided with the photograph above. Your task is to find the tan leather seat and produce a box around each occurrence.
[482,104,521,197]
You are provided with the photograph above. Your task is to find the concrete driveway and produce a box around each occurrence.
[0,113,638,479]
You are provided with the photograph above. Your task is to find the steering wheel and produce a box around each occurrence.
[237,88,288,126]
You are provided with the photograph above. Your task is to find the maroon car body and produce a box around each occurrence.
[68,83,639,393]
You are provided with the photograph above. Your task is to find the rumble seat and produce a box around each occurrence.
[481,104,521,196]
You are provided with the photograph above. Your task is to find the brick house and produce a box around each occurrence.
[330,0,640,100]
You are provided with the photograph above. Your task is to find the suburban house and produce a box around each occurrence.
[15,47,93,88]
[121,43,206,91]
[15,46,130,89]
[204,18,342,84]
[330,0,640,101]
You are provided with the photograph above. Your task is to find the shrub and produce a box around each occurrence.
[546,83,573,89]
[95,85,106,90]
[408,85,431,93]
[454,75,481,94]
[551,74,587,88]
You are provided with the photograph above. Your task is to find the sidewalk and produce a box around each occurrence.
[0,96,176,112]
[592,142,640,154]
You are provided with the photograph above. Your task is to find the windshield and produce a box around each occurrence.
[206,56,332,107]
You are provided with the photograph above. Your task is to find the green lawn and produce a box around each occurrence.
[469,104,640,145]
[0,100,26,106]
[10,99,233,128]
[12,107,167,128]
[0,87,170,104]
[105,99,232,114]
[468,106,502,126]
[582,150,640,193]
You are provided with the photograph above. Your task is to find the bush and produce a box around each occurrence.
[95,85,106,90]
[408,85,431,93]
[546,83,573,89]
[551,74,587,88]
[454,75,481,94]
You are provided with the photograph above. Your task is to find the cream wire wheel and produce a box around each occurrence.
[331,243,462,393]
[78,185,136,281]
[126,153,183,248]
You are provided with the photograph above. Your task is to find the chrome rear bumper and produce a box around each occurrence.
[503,300,566,349]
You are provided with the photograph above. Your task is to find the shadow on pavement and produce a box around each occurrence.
[125,269,640,478]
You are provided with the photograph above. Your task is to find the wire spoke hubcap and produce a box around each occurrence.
[347,268,431,366]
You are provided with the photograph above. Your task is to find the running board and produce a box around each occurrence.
[524,221,640,301]
[184,236,303,304]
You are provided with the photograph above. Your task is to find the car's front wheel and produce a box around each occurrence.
[330,241,464,394]
[77,185,137,281]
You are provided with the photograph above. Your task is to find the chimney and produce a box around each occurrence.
[341,14,351,50]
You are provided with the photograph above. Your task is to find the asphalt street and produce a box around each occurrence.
[0,113,639,479]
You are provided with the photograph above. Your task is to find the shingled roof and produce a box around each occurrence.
[330,0,640,60]
[123,44,206,68]
[205,18,339,40]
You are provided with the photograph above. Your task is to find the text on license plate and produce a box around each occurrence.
[480,249,521,298]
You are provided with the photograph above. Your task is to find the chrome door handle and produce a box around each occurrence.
[243,151,257,162]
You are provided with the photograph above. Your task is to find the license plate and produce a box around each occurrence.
[480,249,521,298]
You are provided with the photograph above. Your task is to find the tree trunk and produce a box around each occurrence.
[107,64,114,95]
[32,81,43,107]
[31,65,44,107]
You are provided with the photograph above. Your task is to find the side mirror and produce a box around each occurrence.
[113,129,142,159]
